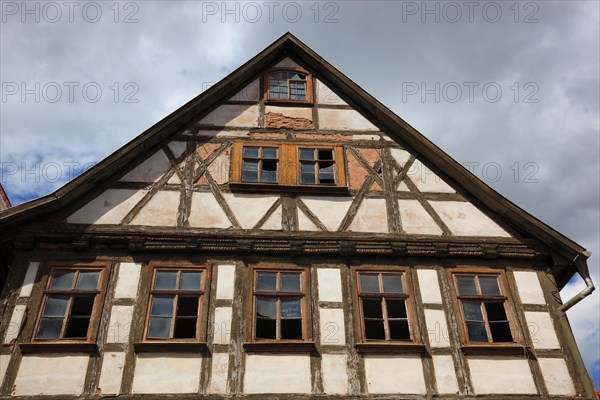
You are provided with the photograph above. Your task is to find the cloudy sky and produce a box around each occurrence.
[1,0,598,387]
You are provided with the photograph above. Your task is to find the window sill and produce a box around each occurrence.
[243,341,317,353]
[20,342,98,354]
[356,342,426,354]
[229,183,349,195]
[461,343,529,356]
[133,342,208,353]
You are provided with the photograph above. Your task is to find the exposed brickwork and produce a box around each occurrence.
[265,112,313,130]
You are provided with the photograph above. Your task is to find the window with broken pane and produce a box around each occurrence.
[242,146,279,184]
[453,272,515,343]
[253,269,307,341]
[299,148,336,185]
[146,268,205,340]
[357,271,414,342]
[267,70,308,101]
[35,267,105,341]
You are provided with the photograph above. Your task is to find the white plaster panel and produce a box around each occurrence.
[398,181,410,191]
[317,268,343,302]
[316,79,347,105]
[130,190,179,227]
[417,269,443,304]
[0,354,9,387]
[189,192,232,228]
[210,153,231,185]
[13,354,89,395]
[208,352,229,394]
[467,356,537,394]
[300,196,353,231]
[525,311,560,349]
[19,261,39,297]
[222,193,279,229]
[424,309,451,348]
[120,150,171,182]
[106,305,133,343]
[429,201,511,237]
[433,355,459,394]
[298,208,320,231]
[67,189,148,225]
[390,148,412,167]
[398,199,443,235]
[114,262,141,299]
[273,57,302,69]
[243,354,311,393]
[216,264,236,300]
[513,271,546,305]
[319,308,346,345]
[260,205,282,230]
[196,129,251,138]
[364,354,427,394]
[167,141,187,158]
[3,305,26,344]
[318,108,378,131]
[406,159,456,193]
[352,134,381,141]
[167,173,181,184]
[213,307,233,345]
[98,352,126,395]
[265,105,313,120]
[321,354,348,394]
[538,358,575,396]
[198,104,259,127]
[348,198,389,233]
[132,353,202,394]
[229,78,260,102]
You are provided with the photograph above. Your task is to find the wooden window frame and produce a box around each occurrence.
[25,262,110,352]
[244,264,315,352]
[264,68,313,104]
[351,266,424,353]
[297,146,339,186]
[449,268,523,352]
[230,142,347,192]
[240,144,281,184]
[135,262,211,352]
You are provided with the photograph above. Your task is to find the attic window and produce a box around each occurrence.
[266,70,311,102]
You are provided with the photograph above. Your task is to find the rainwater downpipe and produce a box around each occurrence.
[557,251,595,316]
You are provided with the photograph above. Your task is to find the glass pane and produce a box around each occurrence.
[43,296,69,317]
[36,318,63,339]
[281,298,301,318]
[300,173,316,184]
[462,301,483,321]
[364,319,385,340]
[362,299,383,319]
[281,319,302,339]
[177,297,199,317]
[281,273,301,292]
[151,296,174,317]
[270,72,287,80]
[64,317,90,338]
[262,148,278,159]
[174,318,197,339]
[180,271,202,290]
[70,296,95,316]
[243,147,259,158]
[76,271,100,290]
[256,272,277,291]
[484,302,508,322]
[155,271,177,290]
[256,318,276,339]
[300,162,314,173]
[456,276,477,295]
[256,297,277,318]
[50,270,75,290]
[300,149,315,160]
[386,299,407,319]
[290,73,303,80]
[359,274,380,293]
[383,274,404,293]
[262,170,277,183]
[319,174,335,184]
[243,160,258,171]
[466,321,488,342]
[318,150,333,160]
[148,317,171,338]
[490,322,513,342]
[479,276,501,295]
[319,162,334,174]
[242,170,258,182]
[389,320,411,340]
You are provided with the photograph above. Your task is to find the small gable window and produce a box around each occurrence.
[299,148,335,185]
[242,146,279,183]
[266,70,311,102]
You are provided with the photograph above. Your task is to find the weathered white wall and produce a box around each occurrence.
[299,196,352,232]
[132,353,202,394]
[316,79,347,106]
[98,352,126,395]
[364,354,427,394]
[321,354,348,394]
[407,159,456,193]
[130,191,179,226]
[424,309,451,348]
[433,355,459,394]
[348,198,388,233]
[229,78,259,102]
[3,305,25,344]
[538,357,575,396]
[213,307,233,345]
[318,108,378,131]
[215,264,236,300]
[222,193,279,229]
[316,268,343,302]
[198,104,259,128]
[398,200,443,235]
[208,352,229,394]
[467,356,537,394]
[18,261,39,298]
[106,305,133,343]
[13,354,89,395]
[119,150,171,183]
[243,354,311,393]
[525,311,560,349]
[114,262,141,299]
[319,308,346,345]
[0,354,9,388]
[416,268,443,304]
[189,192,231,228]
[67,189,148,225]
[429,201,511,237]
[513,271,546,305]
